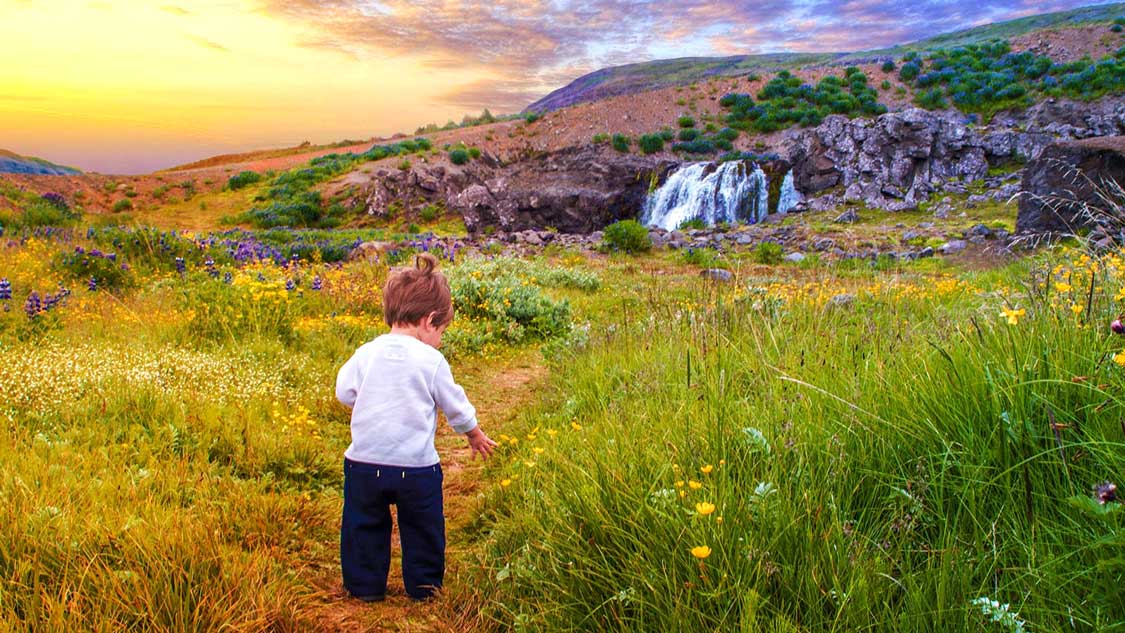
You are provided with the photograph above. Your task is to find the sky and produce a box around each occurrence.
[0,0,1106,174]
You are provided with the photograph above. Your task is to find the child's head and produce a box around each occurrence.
[383,253,452,330]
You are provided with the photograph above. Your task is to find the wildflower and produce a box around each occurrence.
[1095,481,1117,504]
[1114,351,1125,367]
[87,277,97,292]
[1055,282,1072,292]
[311,275,322,291]
[24,291,41,318]
[546,429,557,437]
[523,461,536,468]
[695,502,716,516]
[500,479,512,488]
[1000,306,1025,325]
[700,464,714,474]
[690,545,711,559]
[688,480,702,490]
[1070,303,1083,316]
[532,447,544,455]
[174,257,186,274]
[571,421,583,431]
[0,277,10,301]
[674,480,684,488]
[285,278,296,292]
[716,516,723,525]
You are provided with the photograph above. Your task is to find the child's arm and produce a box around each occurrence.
[335,352,362,409]
[432,358,498,459]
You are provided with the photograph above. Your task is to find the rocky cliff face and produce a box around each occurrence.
[344,145,677,234]
[784,98,1125,212]
[1017,136,1125,236]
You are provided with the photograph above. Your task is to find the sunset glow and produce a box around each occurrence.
[0,0,1101,173]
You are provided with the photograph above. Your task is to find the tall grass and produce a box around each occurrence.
[471,253,1125,631]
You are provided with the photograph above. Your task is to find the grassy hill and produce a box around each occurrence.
[527,2,1125,112]
[0,149,82,176]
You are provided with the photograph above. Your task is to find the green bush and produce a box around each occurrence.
[449,149,470,165]
[753,241,783,264]
[881,60,896,72]
[468,147,482,159]
[678,128,700,142]
[53,248,135,290]
[677,116,696,128]
[899,61,921,81]
[112,199,133,213]
[638,134,665,155]
[227,171,262,190]
[611,134,631,153]
[525,112,541,123]
[602,219,651,253]
[678,218,708,230]
[419,203,441,222]
[592,133,609,144]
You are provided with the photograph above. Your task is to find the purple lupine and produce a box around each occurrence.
[41,192,67,210]
[204,257,219,278]
[223,271,232,284]
[311,276,322,291]
[174,257,186,274]
[42,292,59,312]
[285,278,296,292]
[1095,481,1118,505]
[88,277,98,292]
[0,278,10,301]
[24,291,41,318]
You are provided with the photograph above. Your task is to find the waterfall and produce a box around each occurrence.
[642,162,793,231]
[777,170,800,214]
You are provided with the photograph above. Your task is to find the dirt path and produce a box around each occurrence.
[311,349,548,632]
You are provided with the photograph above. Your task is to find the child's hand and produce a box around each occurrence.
[465,427,498,460]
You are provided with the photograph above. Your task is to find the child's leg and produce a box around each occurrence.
[396,464,445,600]
[340,458,393,599]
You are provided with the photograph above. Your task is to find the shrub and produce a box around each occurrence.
[53,247,134,290]
[881,60,896,72]
[753,241,783,264]
[449,149,470,165]
[112,199,133,213]
[227,171,262,190]
[468,147,482,159]
[659,128,676,141]
[1112,24,1123,33]
[677,116,696,128]
[419,203,441,222]
[638,134,665,155]
[880,79,891,90]
[678,128,700,142]
[899,62,921,81]
[680,246,723,268]
[601,219,651,253]
[592,133,609,144]
[611,134,631,153]
[672,139,716,154]
[397,159,412,171]
[678,218,708,230]
[916,87,948,109]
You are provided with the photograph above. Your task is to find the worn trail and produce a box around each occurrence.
[311,349,548,632]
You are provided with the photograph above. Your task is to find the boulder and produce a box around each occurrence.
[1017,137,1125,234]
[700,269,734,282]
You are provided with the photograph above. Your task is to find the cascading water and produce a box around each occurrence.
[642,162,799,230]
[777,170,799,214]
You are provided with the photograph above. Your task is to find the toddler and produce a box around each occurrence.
[335,253,497,601]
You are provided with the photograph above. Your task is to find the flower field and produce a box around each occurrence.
[0,219,1123,632]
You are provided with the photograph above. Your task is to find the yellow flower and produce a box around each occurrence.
[546,429,558,437]
[1000,307,1026,325]
[716,516,723,525]
[688,480,702,490]
[1070,303,1083,315]
[690,545,712,559]
[695,502,716,516]
[674,480,685,488]
[700,464,714,474]
[1055,282,1072,292]
[1115,287,1125,302]
[523,461,537,468]
[679,490,687,498]
[532,447,544,455]
[500,479,512,488]
[1114,350,1125,367]
[571,421,583,431]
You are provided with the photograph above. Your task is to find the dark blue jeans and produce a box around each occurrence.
[341,458,445,600]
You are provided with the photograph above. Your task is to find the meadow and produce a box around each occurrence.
[0,210,1122,632]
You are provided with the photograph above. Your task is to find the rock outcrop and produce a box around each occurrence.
[345,145,677,234]
[785,98,1125,212]
[1016,136,1125,234]
[786,109,989,211]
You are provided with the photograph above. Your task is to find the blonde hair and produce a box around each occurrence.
[382,253,453,328]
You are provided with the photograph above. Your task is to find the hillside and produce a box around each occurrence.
[0,149,81,176]
[527,2,1125,113]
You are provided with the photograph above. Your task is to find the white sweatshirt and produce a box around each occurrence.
[335,333,478,467]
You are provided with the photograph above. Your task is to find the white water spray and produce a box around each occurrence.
[642,162,796,230]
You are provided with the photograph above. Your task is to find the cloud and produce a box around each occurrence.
[161,5,191,15]
[439,77,554,111]
[254,0,1100,109]
[296,38,359,60]
[187,35,231,53]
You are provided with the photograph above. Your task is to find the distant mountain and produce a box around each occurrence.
[526,2,1125,113]
[0,149,82,175]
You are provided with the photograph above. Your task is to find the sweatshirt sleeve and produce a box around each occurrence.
[431,357,478,434]
[335,350,362,409]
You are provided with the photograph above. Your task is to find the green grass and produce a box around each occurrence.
[469,252,1125,631]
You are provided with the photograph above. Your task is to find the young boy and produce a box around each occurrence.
[335,253,497,602]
